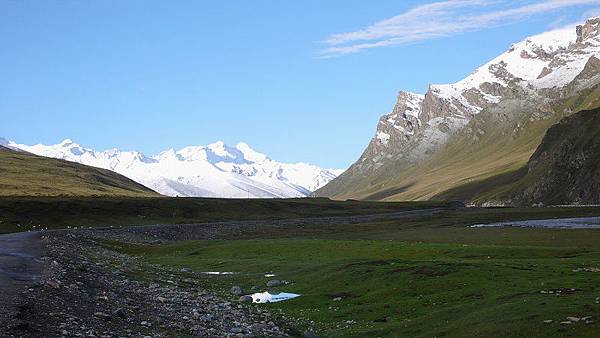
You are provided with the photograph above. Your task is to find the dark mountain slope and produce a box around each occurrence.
[436,107,600,206]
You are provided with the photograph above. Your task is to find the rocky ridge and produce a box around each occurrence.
[316,17,600,201]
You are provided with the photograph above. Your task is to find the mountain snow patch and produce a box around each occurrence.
[376,131,390,145]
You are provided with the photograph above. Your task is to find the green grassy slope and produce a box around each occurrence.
[0,147,159,198]
[436,107,600,205]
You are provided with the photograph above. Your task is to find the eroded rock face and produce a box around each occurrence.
[577,18,600,44]
[574,55,600,82]
[360,92,423,163]
[511,108,600,206]
[316,17,600,199]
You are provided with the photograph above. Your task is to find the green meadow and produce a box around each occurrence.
[101,205,600,337]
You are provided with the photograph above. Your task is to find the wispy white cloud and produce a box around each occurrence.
[582,6,600,19]
[547,15,570,29]
[320,0,600,58]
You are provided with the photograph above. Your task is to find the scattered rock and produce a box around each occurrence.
[3,228,289,337]
[539,288,580,295]
[572,267,600,272]
[239,295,253,303]
[113,308,127,319]
[230,286,244,295]
[46,280,61,289]
[93,312,111,321]
[266,280,283,287]
[230,327,244,334]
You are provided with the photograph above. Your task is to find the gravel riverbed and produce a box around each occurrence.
[1,231,288,337]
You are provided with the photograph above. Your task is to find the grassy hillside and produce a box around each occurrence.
[0,147,158,197]
[324,84,600,202]
[436,107,600,205]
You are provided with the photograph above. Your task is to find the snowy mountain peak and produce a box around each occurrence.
[206,140,227,153]
[204,142,248,164]
[367,18,600,155]
[6,138,344,198]
[155,148,182,162]
[519,25,574,53]
[236,142,268,163]
[60,138,75,146]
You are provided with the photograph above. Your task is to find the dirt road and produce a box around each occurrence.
[0,231,44,331]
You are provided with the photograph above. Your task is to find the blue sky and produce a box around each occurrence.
[2,0,600,168]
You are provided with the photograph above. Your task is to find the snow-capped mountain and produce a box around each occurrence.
[6,139,344,198]
[367,17,600,165]
[317,17,600,200]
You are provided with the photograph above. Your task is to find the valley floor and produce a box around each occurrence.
[2,201,600,336]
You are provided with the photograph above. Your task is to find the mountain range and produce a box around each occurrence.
[316,17,600,206]
[2,138,343,198]
[6,18,600,205]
